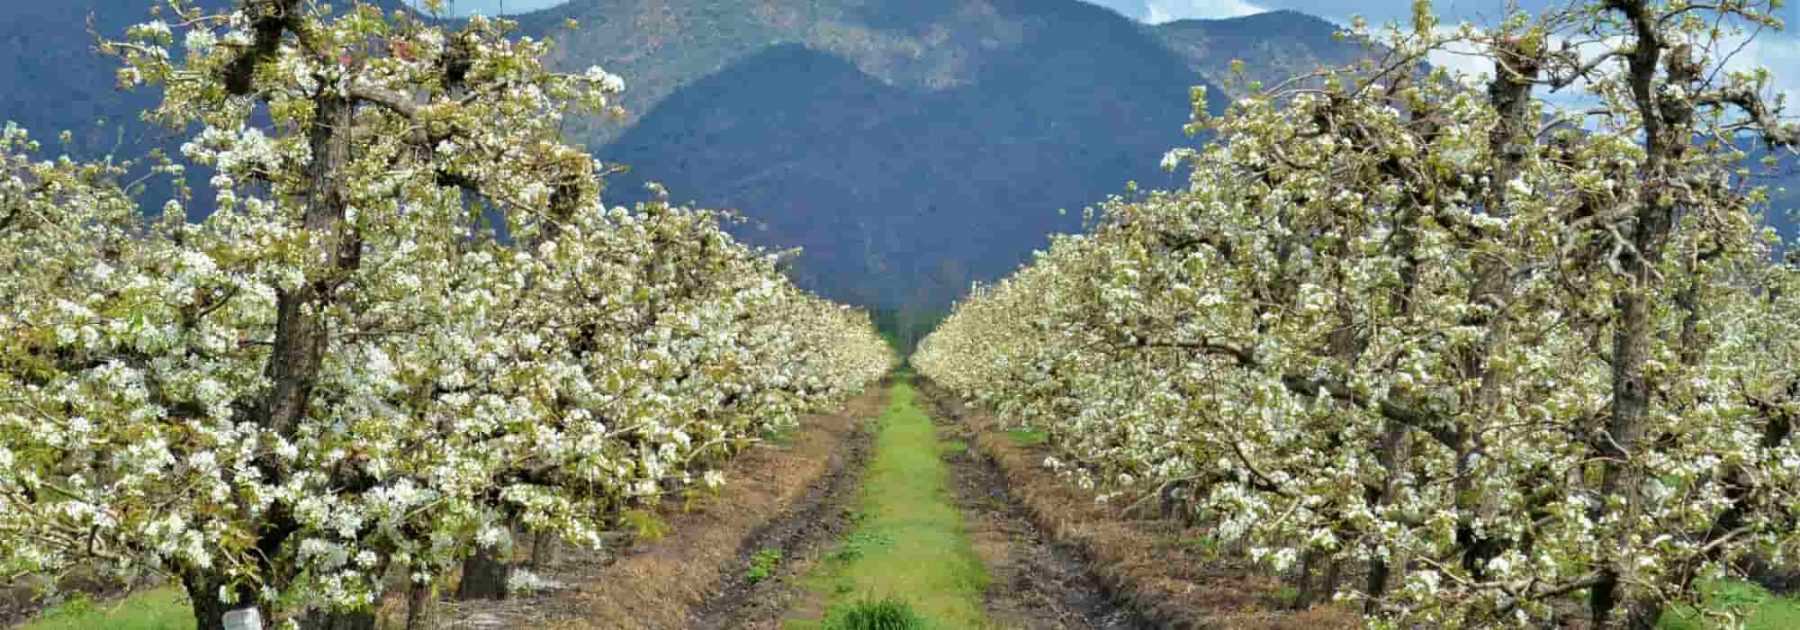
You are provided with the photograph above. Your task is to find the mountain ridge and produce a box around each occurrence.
[567,0,1230,315]
[1,0,1395,338]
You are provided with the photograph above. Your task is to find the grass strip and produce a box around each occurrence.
[791,376,990,629]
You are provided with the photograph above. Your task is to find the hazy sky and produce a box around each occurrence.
[1101,0,1800,97]
[431,0,1571,21]
[429,0,1800,94]
[434,0,1793,24]
[415,0,565,14]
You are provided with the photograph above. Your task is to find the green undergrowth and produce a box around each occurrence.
[822,597,929,630]
[1659,580,1800,629]
[20,587,192,630]
[1002,427,1048,447]
[789,378,990,629]
[749,547,785,584]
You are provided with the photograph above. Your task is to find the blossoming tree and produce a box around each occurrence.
[917,1,1800,627]
[0,2,891,629]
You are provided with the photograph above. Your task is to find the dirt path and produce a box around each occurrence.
[443,376,1145,629]
[437,387,884,629]
[687,399,880,630]
[759,377,992,628]
[936,411,1147,630]
[918,379,1359,630]
[752,375,1139,630]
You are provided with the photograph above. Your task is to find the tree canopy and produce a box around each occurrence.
[0,2,891,628]
[916,0,1800,626]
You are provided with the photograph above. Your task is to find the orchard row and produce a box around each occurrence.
[917,1,1800,627]
[0,3,891,628]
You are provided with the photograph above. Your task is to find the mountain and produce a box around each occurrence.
[557,0,1231,315]
[0,2,177,203]
[1151,10,1374,96]
[506,3,1389,321]
[1,0,1388,339]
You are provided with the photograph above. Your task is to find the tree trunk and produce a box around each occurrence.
[262,91,357,437]
[181,570,261,630]
[405,581,434,630]
[530,530,556,569]
[1591,584,1661,630]
[457,547,511,601]
[1321,558,1342,605]
[1294,550,1319,609]
[1593,4,1679,623]
[1364,556,1391,615]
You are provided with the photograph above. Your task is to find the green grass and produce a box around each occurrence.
[21,587,192,630]
[1179,535,1223,560]
[822,597,929,630]
[790,378,991,629]
[1002,428,1048,447]
[1660,580,1800,629]
[622,508,672,542]
[749,547,785,584]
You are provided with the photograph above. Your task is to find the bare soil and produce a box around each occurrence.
[935,407,1148,630]
[434,387,885,630]
[687,397,881,630]
[916,379,1360,630]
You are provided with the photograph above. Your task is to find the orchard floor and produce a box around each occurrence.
[741,375,1138,630]
[15,375,1800,630]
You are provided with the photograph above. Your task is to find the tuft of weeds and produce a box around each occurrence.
[1270,585,1302,609]
[823,597,928,630]
[1178,535,1222,560]
[760,424,800,446]
[621,509,671,543]
[747,547,783,584]
[1659,580,1800,629]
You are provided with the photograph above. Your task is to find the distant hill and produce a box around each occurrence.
[0,0,408,217]
[0,0,1409,336]
[576,0,1226,314]
[1151,10,1375,96]
[0,1,178,202]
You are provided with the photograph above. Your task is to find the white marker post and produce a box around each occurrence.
[222,607,263,630]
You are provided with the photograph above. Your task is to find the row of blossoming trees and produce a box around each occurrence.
[0,1,892,629]
[916,0,1800,627]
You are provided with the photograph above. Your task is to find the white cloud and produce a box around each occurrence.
[1142,0,1270,23]
[1728,35,1800,105]
[409,0,568,16]
[1425,39,1493,85]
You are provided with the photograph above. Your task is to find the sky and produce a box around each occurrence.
[1095,0,1550,24]
[414,0,566,14]
[430,0,1800,96]
[436,0,1558,21]
[435,0,1795,26]
[1098,0,1800,100]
